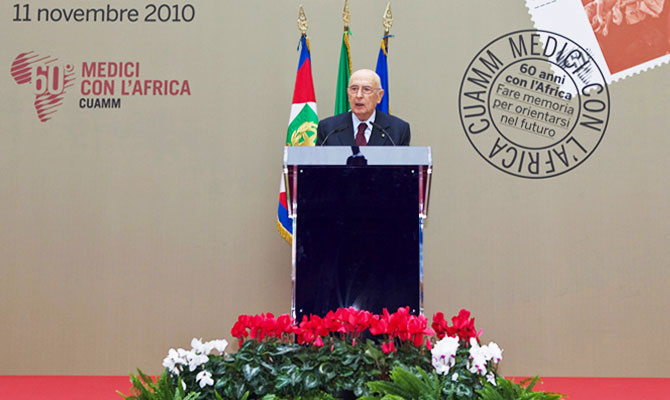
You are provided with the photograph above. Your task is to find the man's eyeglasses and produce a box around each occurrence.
[347,85,379,95]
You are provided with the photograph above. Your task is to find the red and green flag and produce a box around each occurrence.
[277,35,318,243]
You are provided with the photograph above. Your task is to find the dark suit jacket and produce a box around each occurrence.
[316,111,411,146]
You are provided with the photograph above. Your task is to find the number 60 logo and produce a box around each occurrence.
[10,52,76,122]
[34,65,67,95]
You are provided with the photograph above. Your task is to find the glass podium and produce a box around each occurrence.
[283,146,432,320]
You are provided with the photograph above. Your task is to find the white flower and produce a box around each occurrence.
[468,338,488,375]
[451,372,459,381]
[163,338,227,377]
[162,351,179,375]
[181,380,187,391]
[191,338,206,354]
[196,370,214,388]
[162,348,187,375]
[187,352,209,372]
[207,339,228,354]
[431,336,460,375]
[486,372,497,386]
[467,338,503,375]
[487,341,503,363]
[191,338,228,355]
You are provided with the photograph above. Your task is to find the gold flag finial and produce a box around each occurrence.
[342,0,351,30]
[382,2,393,34]
[297,5,308,35]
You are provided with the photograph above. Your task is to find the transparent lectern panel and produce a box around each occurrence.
[293,165,420,320]
[284,146,432,320]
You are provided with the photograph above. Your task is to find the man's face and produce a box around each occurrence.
[348,71,384,121]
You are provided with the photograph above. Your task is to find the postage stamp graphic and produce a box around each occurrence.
[527,0,670,82]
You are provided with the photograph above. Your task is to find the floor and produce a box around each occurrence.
[1,375,669,399]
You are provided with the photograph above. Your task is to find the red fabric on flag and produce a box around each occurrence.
[279,191,288,208]
[291,58,316,104]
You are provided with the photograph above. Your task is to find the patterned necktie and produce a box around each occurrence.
[355,122,367,146]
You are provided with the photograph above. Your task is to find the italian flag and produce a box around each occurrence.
[277,35,318,243]
[334,30,352,115]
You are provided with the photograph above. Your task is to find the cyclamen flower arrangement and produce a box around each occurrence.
[231,306,435,353]
[122,307,508,400]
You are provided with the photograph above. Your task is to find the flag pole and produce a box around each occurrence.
[342,0,350,31]
[382,2,392,48]
[375,2,393,114]
[335,0,352,114]
[298,4,308,37]
[278,5,318,243]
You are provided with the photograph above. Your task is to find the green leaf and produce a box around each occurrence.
[304,372,319,391]
[214,378,228,390]
[455,382,473,398]
[214,364,227,375]
[367,380,415,399]
[279,364,297,375]
[271,344,301,356]
[255,342,267,354]
[242,364,261,382]
[275,375,292,391]
[317,363,337,381]
[521,376,541,392]
[339,369,354,377]
[260,360,277,373]
[341,354,359,366]
[236,352,254,362]
[476,376,566,400]
[234,383,247,400]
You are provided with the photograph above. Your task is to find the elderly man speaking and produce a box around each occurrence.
[316,69,411,146]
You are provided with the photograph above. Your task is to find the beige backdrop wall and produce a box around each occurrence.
[1,0,669,377]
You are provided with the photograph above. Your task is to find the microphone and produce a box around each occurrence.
[370,122,396,146]
[347,146,368,166]
[320,125,347,146]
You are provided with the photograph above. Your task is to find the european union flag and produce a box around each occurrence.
[375,36,391,114]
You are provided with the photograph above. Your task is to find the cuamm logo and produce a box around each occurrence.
[10,51,76,122]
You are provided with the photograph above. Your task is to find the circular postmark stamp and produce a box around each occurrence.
[459,30,610,178]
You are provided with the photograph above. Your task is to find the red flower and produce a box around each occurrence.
[406,313,435,347]
[381,340,395,354]
[325,310,345,334]
[230,312,295,346]
[277,314,294,336]
[434,308,482,343]
[323,307,373,337]
[231,315,250,339]
[311,315,330,337]
[390,307,411,341]
[344,308,372,336]
[368,307,436,350]
[231,306,443,351]
[369,315,389,336]
[432,312,449,339]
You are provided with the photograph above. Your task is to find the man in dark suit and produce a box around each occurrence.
[316,69,411,146]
